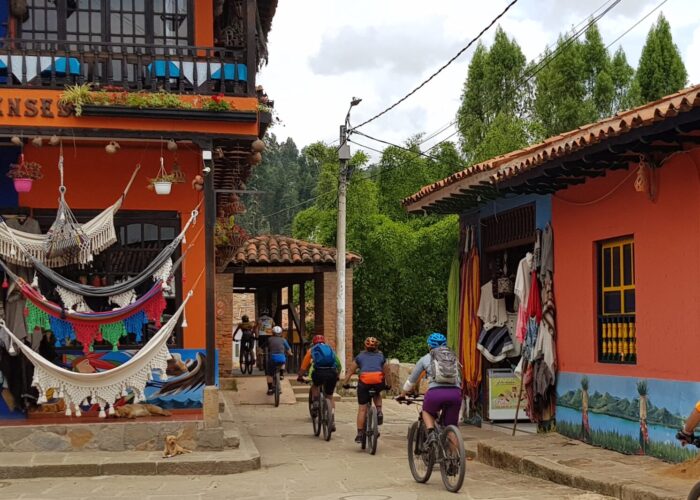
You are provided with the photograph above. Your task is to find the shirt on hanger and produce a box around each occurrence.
[477,281,508,331]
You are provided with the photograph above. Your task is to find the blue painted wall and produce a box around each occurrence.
[0,147,21,208]
[477,194,552,230]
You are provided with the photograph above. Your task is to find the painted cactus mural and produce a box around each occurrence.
[557,372,698,463]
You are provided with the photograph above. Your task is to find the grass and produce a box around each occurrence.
[557,420,698,463]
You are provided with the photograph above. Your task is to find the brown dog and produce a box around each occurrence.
[163,434,191,458]
[114,403,172,419]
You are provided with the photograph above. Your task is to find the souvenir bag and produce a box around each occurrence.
[492,251,514,298]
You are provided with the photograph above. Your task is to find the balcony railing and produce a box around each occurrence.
[0,39,254,96]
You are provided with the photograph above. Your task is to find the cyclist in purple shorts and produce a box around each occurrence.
[400,333,462,446]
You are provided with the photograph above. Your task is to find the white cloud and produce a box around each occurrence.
[259,0,700,154]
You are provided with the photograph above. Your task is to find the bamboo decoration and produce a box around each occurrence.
[602,322,608,358]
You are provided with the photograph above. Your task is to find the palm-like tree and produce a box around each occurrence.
[638,380,649,454]
[581,376,590,442]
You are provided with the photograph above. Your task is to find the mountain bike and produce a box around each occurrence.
[344,384,385,455]
[301,378,334,441]
[236,334,255,375]
[269,355,286,407]
[677,434,700,499]
[396,395,466,493]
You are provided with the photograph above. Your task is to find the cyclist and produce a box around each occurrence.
[232,315,256,366]
[297,335,341,431]
[676,403,700,445]
[343,337,391,444]
[399,332,462,447]
[256,308,275,366]
[266,326,292,396]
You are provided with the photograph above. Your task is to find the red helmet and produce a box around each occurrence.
[312,335,325,345]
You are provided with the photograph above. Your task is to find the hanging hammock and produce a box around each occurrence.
[3,206,199,298]
[22,280,167,353]
[0,163,140,268]
[0,291,192,418]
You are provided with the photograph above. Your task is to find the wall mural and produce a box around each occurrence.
[557,372,699,463]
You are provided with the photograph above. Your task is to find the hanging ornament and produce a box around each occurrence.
[2,276,8,289]
[171,160,186,183]
[49,135,60,146]
[152,156,173,195]
[105,140,120,154]
[249,152,262,165]
[31,136,43,147]
[251,139,265,153]
[167,139,178,152]
[214,147,225,159]
[10,136,22,146]
[191,174,204,192]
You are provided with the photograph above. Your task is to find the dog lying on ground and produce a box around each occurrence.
[163,434,191,458]
[114,403,171,419]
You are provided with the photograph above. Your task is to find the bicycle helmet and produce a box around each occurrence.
[272,326,283,336]
[241,315,249,322]
[364,337,379,350]
[312,335,325,345]
[260,308,270,316]
[427,332,447,349]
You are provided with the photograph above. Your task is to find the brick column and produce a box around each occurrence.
[317,269,354,369]
[215,273,234,378]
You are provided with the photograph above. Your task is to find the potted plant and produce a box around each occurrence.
[7,159,43,192]
[149,157,177,195]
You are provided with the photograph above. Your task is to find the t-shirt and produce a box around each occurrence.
[257,315,274,336]
[477,281,507,330]
[355,351,386,384]
[235,321,255,338]
[407,351,461,390]
[268,335,291,355]
[514,253,534,309]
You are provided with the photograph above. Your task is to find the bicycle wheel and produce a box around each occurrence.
[687,481,700,500]
[322,396,333,441]
[245,350,254,374]
[239,349,247,375]
[367,406,378,455]
[274,368,281,407]
[439,425,466,493]
[407,421,433,483]
[311,392,321,437]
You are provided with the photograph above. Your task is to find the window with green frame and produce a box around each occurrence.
[598,237,636,364]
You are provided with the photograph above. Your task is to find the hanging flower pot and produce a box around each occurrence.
[251,139,265,153]
[153,181,173,195]
[149,156,175,195]
[7,158,42,193]
[13,178,33,192]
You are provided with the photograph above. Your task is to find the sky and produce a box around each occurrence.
[258,0,700,156]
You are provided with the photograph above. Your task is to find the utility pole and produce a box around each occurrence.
[336,97,360,375]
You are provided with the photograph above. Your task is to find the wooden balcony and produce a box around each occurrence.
[0,39,255,96]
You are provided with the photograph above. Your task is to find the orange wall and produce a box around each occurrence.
[194,2,215,47]
[19,142,208,349]
[553,150,700,381]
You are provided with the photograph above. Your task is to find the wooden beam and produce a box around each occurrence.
[245,266,315,274]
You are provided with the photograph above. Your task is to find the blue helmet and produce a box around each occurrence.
[427,332,447,349]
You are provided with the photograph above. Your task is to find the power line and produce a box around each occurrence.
[350,0,520,131]
[606,0,668,49]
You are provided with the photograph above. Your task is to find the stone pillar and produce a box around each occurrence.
[215,273,234,378]
[317,269,354,369]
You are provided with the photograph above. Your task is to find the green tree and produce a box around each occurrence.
[457,27,529,162]
[609,47,636,112]
[634,13,687,103]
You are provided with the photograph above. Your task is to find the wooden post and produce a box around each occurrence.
[512,359,528,436]
[204,145,216,387]
[245,0,257,96]
[299,281,306,339]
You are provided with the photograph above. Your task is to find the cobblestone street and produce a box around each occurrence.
[0,396,612,500]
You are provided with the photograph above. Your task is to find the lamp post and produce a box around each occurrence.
[337,97,361,374]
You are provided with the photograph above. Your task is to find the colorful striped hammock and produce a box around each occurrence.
[21,281,166,353]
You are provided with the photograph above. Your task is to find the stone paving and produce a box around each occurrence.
[0,395,613,500]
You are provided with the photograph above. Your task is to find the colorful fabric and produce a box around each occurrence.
[460,244,481,399]
[446,253,461,352]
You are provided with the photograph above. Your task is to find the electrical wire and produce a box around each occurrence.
[350,0,520,131]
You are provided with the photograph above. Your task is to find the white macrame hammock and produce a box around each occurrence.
[0,163,140,268]
[0,290,192,418]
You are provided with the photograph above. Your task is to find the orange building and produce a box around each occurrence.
[0,1,277,420]
[406,85,700,461]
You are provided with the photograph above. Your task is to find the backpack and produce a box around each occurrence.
[430,346,459,384]
[311,344,336,368]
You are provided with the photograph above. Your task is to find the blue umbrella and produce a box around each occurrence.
[148,60,181,78]
[212,63,247,82]
[52,57,80,76]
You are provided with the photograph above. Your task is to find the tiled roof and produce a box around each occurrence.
[404,83,700,210]
[232,235,361,266]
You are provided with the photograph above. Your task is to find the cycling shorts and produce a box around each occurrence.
[312,368,338,396]
[266,354,286,376]
[357,381,385,405]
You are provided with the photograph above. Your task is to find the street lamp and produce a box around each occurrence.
[337,97,361,374]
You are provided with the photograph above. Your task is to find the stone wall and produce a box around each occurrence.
[0,420,227,452]
[386,359,429,395]
[215,273,234,377]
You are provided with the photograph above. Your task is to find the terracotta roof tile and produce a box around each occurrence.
[232,235,361,266]
[404,84,700,210]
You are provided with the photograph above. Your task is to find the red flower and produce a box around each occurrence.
[212,93,224,104]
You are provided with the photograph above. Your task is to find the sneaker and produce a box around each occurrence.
[311,400,319,416]
[354,431,365,443]
[266,388,274,396]
[424,429,438,448]
[331,423,336,432]
[377,410,384,426]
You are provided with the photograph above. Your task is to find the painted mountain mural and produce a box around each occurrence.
[559,389,684,428]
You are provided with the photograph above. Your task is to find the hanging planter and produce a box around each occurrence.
[149,156,176,196]
[7,157,43,193]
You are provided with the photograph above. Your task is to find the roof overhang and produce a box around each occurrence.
[404,85,700,215]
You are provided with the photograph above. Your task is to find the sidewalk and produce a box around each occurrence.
[462,423,699,500]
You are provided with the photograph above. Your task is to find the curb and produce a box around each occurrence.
[476,439,685,500]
